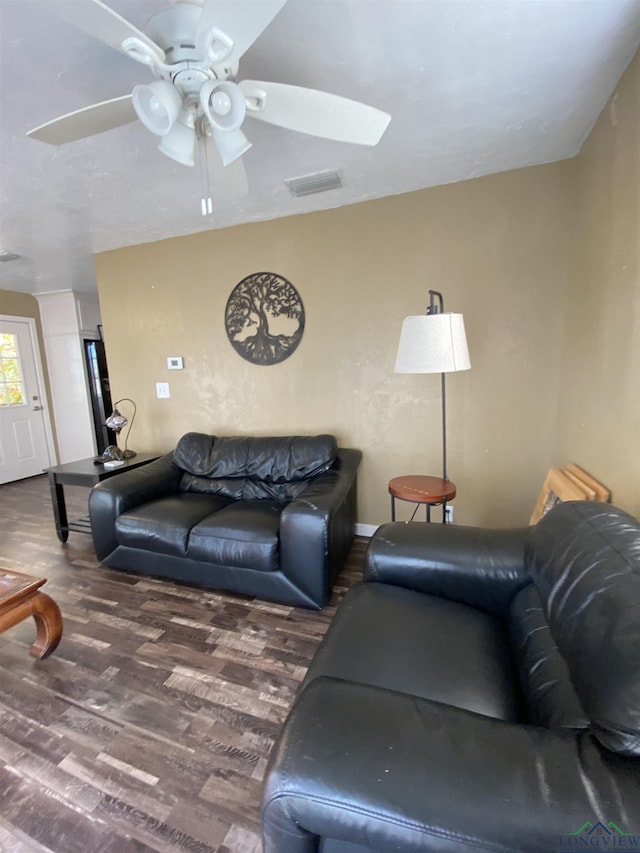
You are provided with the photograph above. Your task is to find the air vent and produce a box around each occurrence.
[285,170,343,197]
[0,251,20,262]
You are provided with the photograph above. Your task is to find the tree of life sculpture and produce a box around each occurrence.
[225,272,305,365]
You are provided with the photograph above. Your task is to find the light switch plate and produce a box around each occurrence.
[167,356,183,370]
[156,382,170,398]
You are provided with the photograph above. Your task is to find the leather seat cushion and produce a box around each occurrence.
[303,582,521,721]
[116,494,232,557]
[187,500,284,572]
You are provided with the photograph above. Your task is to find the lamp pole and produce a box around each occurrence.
[426,290,448,482]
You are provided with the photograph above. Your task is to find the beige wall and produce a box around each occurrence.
[554,51,640,518]
[96,160,573,527]
[0,289,41,324]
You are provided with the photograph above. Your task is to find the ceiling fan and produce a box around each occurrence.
[26,0,391,171]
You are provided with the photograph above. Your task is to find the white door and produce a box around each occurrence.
[0,318,52,483]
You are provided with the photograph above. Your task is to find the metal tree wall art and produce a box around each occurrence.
[225,272,305,365]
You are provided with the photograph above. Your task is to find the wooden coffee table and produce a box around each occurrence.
[0,569,63,658]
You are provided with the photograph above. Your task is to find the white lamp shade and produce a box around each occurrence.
[213,128,252,166]
[394,313,471,374]
[132,81,182,136]
[158,118,196,166]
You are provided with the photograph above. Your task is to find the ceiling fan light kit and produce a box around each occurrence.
[26,0,391,182]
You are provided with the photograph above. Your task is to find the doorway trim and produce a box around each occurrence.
[0,313,57,468]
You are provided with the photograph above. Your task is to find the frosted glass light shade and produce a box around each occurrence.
[158,119,196,166]
[201,80,246,132]
[395,313,471,374]
[132,81,182,136]
[213,128,252,166]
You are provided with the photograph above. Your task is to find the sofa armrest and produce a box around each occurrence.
[89,453,182,560]
[279,449,362,608]
[365,522,532,616]
[263,677,639,853]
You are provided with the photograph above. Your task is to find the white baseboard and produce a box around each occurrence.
[355,523,379,538]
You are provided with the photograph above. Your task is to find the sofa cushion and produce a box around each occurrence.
[508,584,588,730]
[116,494,232,557]
[526,501,640,756]
[187,500,284,572]
[303,582,521,722]
[174,433,337,501]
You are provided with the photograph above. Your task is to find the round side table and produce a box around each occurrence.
[388,475,456,523]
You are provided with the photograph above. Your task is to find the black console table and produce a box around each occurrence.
[45,453,160,542]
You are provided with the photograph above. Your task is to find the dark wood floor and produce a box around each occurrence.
[0,474,366,852]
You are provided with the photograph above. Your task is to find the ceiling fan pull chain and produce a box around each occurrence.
[200,133,213,216]
[199,136,207,216]
[204,134,213,215]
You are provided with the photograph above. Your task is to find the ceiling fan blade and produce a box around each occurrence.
[27,95,137,145]
[196,0,287,65]
[240,81,391,145]
[53,0,165,65]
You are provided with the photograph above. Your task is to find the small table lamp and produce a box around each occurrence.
[394,290,470,481]
[104,398,137,459]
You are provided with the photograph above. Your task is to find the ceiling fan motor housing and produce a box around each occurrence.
[172,67,211,98]
[145,5,200,57]
[143,5,238,95]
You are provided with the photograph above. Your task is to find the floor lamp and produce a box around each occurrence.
[394,290,471,482]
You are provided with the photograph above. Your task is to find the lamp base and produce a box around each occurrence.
[122,449,136,459]
[95,445,124,463]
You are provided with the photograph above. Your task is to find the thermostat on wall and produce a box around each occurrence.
[167,357,184,370]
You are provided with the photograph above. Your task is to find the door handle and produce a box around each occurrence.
[33,405,42,411]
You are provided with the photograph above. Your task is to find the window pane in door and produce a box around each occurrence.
[0,334,24,406]
[4,358,19,380]
[0,333,17,357]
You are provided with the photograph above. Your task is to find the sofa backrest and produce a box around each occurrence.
[173,433,338,501]
[525,501,640,756]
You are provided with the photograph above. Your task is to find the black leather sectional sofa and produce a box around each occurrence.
[89,432,361,608]
[262,501,640,852]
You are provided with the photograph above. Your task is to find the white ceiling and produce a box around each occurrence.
[1,0,639,295]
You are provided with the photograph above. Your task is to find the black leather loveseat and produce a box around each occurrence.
[262,501,640,852]
[89,432,361,608]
